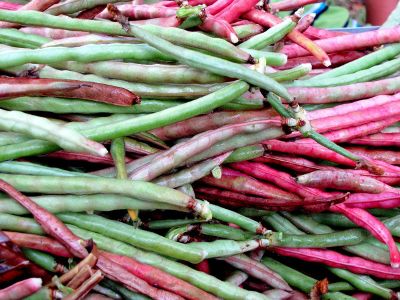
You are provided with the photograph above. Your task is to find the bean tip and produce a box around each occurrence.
[322,59,332,67]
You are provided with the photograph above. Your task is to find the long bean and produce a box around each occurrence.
[52,61,226,84]
[0,43,174,68]
[0,97,180,114]
[0,194,182,215]
[46,0,122,15]
[0,174,210,218]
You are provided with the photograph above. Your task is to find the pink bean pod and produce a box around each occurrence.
[77,5,107,19]
[282,26,400,58]
[304,26,348,40]
[331,204,400,268]
[5,231,72,258]
[346,147,400,165]
[299,117,400,144]
[254,154,333,174]
[307,93,400,121]
[200,16,239,43]
[345,192,400,209]
[195,186,343,211]
[288,99,400,139]
[348,133,400,147]
[263,140,356,167]
[0,1,21,10]
[295,13,316,33]
[201,167,302,201]
[97,253,184,300]
[20,27,87,39]
[103,252,218,300]
[289,76,400,104]
[130,16,181,27]
[42,150,132,165]
[0,278,42,300]
[216,0,260,23]
[270,246,400,279]
[267,0,323,11]
[297,170,392,193]
[98,4,177,20]
[150,109,275,141]
[206,0,235,15]
[0,77,140,106]
[278,51,364,70]
[230,161,332,200]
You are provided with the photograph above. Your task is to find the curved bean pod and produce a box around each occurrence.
[0,109,107,156]
[46,0,121,15]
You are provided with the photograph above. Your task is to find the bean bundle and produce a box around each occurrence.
[0,1,400,299]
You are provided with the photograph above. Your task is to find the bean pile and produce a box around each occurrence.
[1,0,400,299]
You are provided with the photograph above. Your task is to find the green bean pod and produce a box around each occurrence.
[102,279,151,300]
[0,97,180,114]
[0,194,181,215]
[242,49,288,66]
[0,161,94,177]
[0,43,174,69]
[239,18,296,50]
[0,28,49,48]
[269,63,312,82]
[0,108,107,156]
[0,213,44,235]
[147,219,204,230]
[21,248,65,273]
[328,267,395,299]
[0,132,30,146]
[46,0,122,15]
[0,174,210,218]
[224,144,265,163]
[272,229,367,248]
